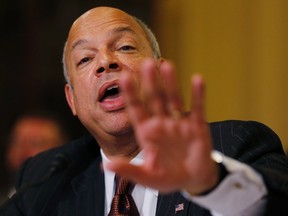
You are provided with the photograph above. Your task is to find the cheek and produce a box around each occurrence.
[72,81,96,110]
[75,86,95,107]
[74,70,98,95]
[121,58,143,78]
[130,68,143,94]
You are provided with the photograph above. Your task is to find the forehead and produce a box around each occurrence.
[66,7,146,49]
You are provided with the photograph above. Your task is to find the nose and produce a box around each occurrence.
[96,51,121,75]
[97,63,119,73]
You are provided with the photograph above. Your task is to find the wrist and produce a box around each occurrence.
[198,162,228,196]
[184,151,229,196]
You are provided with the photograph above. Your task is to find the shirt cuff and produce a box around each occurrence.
[182,151,268,215]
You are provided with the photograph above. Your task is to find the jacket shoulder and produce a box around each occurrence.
[16,135,100,189]
[209,120,283,158]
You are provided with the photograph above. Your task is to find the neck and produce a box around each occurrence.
[95,132,141,160]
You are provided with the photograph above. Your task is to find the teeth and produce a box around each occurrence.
[107,85,119,91]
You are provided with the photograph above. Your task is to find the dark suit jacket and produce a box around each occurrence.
[2,120,288,215]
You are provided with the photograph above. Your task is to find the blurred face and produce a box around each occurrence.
[64,7,155,143]
[7,118,64,172]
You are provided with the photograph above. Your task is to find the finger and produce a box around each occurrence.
[105,159,152,186]
[159,60,183,117]
[106,158,185,193]
[141,59,168,116]
[120,71,149,123]
[190,74,206,122]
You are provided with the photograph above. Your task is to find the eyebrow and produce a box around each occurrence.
[71,39,88,50]
[70,26,137,51]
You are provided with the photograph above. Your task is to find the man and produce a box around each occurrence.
[0,113,68,205]
[3,6,288,215]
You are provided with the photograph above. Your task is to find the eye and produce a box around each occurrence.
[119,45,135,51]
[77,57,92,66]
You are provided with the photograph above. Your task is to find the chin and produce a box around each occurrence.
[100,111,133,135]
[109,118,133,136]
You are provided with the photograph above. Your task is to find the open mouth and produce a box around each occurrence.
[98,81,126,111]
[99,84,121,102]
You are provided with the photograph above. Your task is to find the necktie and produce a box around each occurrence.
[108,176,140,216]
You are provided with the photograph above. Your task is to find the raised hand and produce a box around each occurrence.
[106,58,219,195]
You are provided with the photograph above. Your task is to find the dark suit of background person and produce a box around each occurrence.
[2,6,288,216]
[2,121,288,215]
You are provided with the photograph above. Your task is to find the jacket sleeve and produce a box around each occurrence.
[210,120,288,215]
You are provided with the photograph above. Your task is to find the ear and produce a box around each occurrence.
[65,84,77,116]
[157,57,166,66]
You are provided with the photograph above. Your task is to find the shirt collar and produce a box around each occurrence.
[100,149,158,196]
[100,149,145,166]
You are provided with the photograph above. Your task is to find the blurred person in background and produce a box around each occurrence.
[0,112,69,203]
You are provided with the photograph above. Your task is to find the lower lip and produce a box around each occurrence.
[99,95,126,112]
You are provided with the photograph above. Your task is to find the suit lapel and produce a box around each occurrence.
[156,192,190,216]
[57,156,105,216]
[156,192,212,216]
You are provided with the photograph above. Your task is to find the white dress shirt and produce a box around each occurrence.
[101,150,267,216]
[101,150,158,216]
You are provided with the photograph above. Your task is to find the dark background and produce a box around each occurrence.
[0,0,153,193]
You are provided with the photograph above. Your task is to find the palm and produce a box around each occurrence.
[107,59,218,194]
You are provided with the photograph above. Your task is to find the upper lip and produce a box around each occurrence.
[98,80,120,102]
